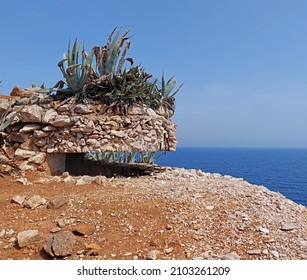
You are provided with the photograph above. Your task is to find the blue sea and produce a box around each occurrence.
[156,147,307,206]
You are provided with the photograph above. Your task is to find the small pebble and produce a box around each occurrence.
[147,250,159,260]
[247,249,262,255]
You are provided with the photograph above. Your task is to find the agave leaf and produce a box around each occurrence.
[118,28,131,48]
[66,64,81,76]
[67,39,71,65]
[81,41,87,65]
[71,38,78,65]
[35,87,55,94]
[57,58,68,79]
[108,27,122,52]
[107,27,117,49]
[85,48,95,65]
[126,57,134,66]
[161,71,165,96]
[105,27,125,74]
[57,58,67,67]
[81,48,95,80]
[0,117,13,131]
[168,82,183,98]
[164,76,176,97]
[117,40,131,74]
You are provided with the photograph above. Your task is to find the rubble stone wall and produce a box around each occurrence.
[0,88,177,174]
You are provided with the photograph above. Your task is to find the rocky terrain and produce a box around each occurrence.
[0,167,307,260]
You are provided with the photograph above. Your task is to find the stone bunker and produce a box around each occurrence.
[0,87,177,176]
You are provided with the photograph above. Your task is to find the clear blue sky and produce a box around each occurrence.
[1,0,307,148]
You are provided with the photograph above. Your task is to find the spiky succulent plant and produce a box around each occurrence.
[58,39,95,93]
[93,27,133,76]
[86,151,160,165]
[42,27,182,111]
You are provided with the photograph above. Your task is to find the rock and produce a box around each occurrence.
[93,176,108,186]
[28,153,46,164]
[14,148,36,160]
[10,86,23,96]
[221,252,241,260]
[57,219,67,228]
[42,109,58,123]
[85,243,101,256]
[7,229,15,235]
[18,105,43,122]
[47,197,68,209]
[271,250,279,258]
[33,130,50,138]
[259,227,270,234]
[0,99,11,116]
[19,124,42,133]
[96,210,103,216]
[247,249,262,255]
[11,195,26,205]
[57,104,70,112]
[164,247,173,254]
[205,205,215,211]
[61,172,70,178]
[6,132,26,143]
[34,138,47,147]
[42,125,57,131]
[39,96,54,104]
[24,195,47,209]
[29,92,40,104]
[146,250,159,260]
[63,176,75,184]
[196,169,205,176]
[192,256,204,260]
[15,177,28,185]
[128,104,144,115]
[76,175,94,185]
[74,224,96,235]
[71,126,94,134]
[281,223,295,231]
[49,116,72,127]
[146,108,157,118]
[74,104,93,114]
[17,230,40,248]
[263,237,275,243]
[86,139,100,147]
[43,231,76,257]
[104,120,120,128]
[110,130,127,138]
[50,227,61,233]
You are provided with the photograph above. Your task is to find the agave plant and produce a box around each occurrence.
[158,72,183,110]
[138,152,156,164]
[58,39,95,93]
[85,151,160,165]
[86,152,137,164]
[93,27,132,76]
[161,72,183,99]
[35,39,95,96]
[41,27,182,111]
